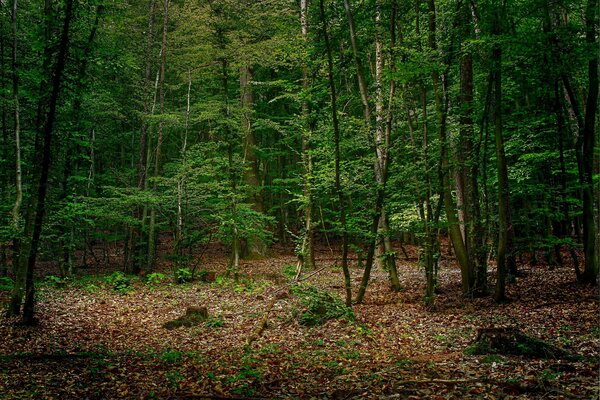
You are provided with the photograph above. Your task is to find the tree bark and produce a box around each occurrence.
[320,0,352,307]
[296,0,315,274]
[491,5,509,303]
[240,64,268,259]
[459,0,487,294]
[147,0,169,272]
[22,0,74,325]
[580,0,598,284]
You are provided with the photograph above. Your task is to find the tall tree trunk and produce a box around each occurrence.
[320,0,352,307]
[176,69,191,257]
[129,0,157,273]
[240,64,267,258]
[375,2,401,291]
[491,5,509,302]
[9,0,53,316]
[580,0,598,284]
[428,0,472,294]
[459,0,487,295]
[22,0,74,325]
[343,0,399,294]
[58,4,101,277]
[296,0,315,275]
[0,13,7,277]
[147,0,169,272]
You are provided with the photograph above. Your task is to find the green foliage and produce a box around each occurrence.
[44,275,67,287]
[464,341,494,356]
[482,354,507,364]
[146,272,166,286]
[105,272,131,293]
[0,277,13,291]
[291,284,354,326]
[159,350,183,365]
[281,264,296,280]
[205,317,225,328]
[174,268,192,284]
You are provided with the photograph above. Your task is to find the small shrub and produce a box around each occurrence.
[84,283,100,293]
[174,268,192,284]
[160,350,183,364]
[45,275,67,287]
[291,284,355,326]
[105,271,131,293]
[146,272,166,286]
[0,277,13,291]
[205,317,225,328]
[282,264,296,279]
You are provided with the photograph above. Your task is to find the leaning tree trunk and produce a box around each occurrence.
[427,0,473,295]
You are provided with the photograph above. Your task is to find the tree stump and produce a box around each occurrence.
[467,327,578,360]
[163,306,208,330]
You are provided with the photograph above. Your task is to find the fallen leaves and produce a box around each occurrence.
[0,245,598,399]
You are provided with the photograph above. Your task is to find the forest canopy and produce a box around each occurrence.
[0,0,597,332]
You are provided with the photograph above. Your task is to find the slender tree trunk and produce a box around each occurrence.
[0,13,7,277]
[296,0,315,275]
[320,0,352,307]
[580,0,598,284]
[428,0,472,294]
[58,4,101,277]
[491,6,509,302]
[22,0,74,325]
[344,0,399,294]
[176,69,191,257]
[147,0,169,272]
[240,64,267,258]
[459,0,487,294]
[375,3,401,291]
[343,0,370,123]
[129,0,157,273]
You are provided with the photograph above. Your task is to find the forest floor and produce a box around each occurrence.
[0,243,598,399]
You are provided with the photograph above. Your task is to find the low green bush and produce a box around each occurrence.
[291,284,354,326]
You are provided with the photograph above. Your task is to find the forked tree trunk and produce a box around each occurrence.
[344,0,400,296]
